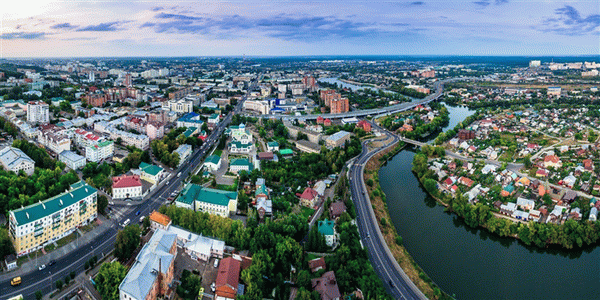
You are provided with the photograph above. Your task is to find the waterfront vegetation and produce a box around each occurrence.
[362,140,451,299]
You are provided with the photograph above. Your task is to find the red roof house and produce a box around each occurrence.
[300,187,319,207]
[215,257,241,300]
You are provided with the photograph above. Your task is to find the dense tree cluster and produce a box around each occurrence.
[177,270,202,300]
[261,136,362,194]
[0,117,18,138]
[150,127,188,168]
[390,83,427,99]
[95,261,128,300]
[114,224,141,262]
[13,139,61,170]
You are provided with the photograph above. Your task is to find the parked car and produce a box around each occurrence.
[38,264,46,271]
[48,260,56,266]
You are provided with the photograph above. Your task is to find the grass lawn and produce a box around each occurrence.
[300,207,315,221]
[80,222,97,234]
[45,243,56,252]
[306,253,319,260]
[213,150,223,157]
[17,256,29,266]
[56,232,78,248]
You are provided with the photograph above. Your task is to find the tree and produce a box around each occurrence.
[35,291,43,300]
[543,193,552,206]
[55,279,63,290]
[176,270,202,300]
[114,225,141,262]
[98,195,108,215]
[96,262,128,300]
[296,270,311,289]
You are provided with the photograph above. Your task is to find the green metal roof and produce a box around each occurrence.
[97,140,113,147]
[230,141,252,149]
[205,155,220,165]
[176,183,237,206]
[267,141,279,147]
[139,162,163,176]
[279,149,293,155]
[183,127,197,138]
[209,114,219,119]
[255,184,268,196]
[318,219,335,236]
[230,158,253,170]
[11,181,97,226]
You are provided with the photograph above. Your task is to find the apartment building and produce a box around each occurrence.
[330,98,349,114]
[173,144,192,167]
[85,140,114,162]
[26,101,49,124]
[9,181,97,257]
[38,129,71,155]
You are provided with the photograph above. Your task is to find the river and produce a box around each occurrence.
[379,104,600,300]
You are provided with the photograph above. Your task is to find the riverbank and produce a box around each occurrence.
[362,140,450,300]
[412,151,600,250]
[339,78,382,89]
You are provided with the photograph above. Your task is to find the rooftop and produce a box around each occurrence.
[139,162,163,176]
[113,174,142,189]
[119,229,177,300]
[176,183,238,206]
[10,181,97,226]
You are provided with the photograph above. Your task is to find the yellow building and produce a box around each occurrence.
[9,181,97,257]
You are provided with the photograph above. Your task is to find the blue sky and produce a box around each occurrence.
[1,0,598,57]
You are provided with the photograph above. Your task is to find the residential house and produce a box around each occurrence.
[300,187,319,207]
[318,219,336,247]
[308,257,326,273]
[311,271,341,300]
[266,141,279,152]
[215,257,241,300]
[149,210,172,231]
[59,150,86,170]
[543,155,562,169]
[516,197,535,210]
[329,201,347,219]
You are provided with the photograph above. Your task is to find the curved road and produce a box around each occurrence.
[349,123,427,300]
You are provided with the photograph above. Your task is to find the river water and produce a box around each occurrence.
[318,77,397,94]
[379,104,600,300]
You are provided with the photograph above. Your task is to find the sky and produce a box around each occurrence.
[0,0,599,57]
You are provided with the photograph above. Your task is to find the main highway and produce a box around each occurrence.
[349,122,427,300]
[0,97,246,300]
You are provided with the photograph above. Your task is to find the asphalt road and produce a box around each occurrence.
[0,98,245,300]
[349,123,427,300]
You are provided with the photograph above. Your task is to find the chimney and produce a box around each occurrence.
[157,257,163,296]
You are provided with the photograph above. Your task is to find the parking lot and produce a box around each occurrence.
[173,249,220,299]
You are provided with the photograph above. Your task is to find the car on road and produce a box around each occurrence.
[214,258,219,268]
[122,218,131,227]
[38,264,46,271]
[389,280,394,288]
[48,260,56,266]
[109,201,114,205]
[210,282,216,292]
[11,276,21,286]
[136,210,141,216]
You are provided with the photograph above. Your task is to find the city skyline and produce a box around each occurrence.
[1,0,599,58]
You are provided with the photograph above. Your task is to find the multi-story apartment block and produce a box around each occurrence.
[9,181,97,257]
[176,112,205,129]
[38,129,71,155]
[0,146,35,176]
[85,140,114,162]
[330,98,349,114]
[173,144,192,167]
[27,101,49,124]
[123,116,164,140]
